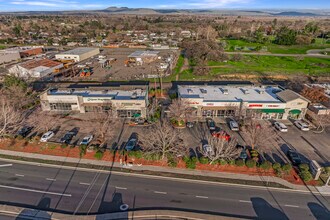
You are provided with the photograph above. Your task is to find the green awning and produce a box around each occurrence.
[261,109,285,113]
[289,109,301,115]
[133,113,141,118]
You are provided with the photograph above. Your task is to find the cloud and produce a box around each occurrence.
[11,1,58,6]
[10,0,106,8]
[187,0,252,8]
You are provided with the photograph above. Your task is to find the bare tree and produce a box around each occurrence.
[29,108,61,133]
[241,118,276,149]
[200,135,240,164]
[139,120,186,160]
[0,91,24,138]
[308,112,330,133]
[168,99,188,120]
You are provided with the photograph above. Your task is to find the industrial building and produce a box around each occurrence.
[0,49,20,64]
[8,59,63,78]
[127,50,159,65]
[0,46,43,64]
[40,82,149,118]
[178,84,309,120]
[55,47,100,62]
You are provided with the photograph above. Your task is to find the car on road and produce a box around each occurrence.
[202,144,214,156]
[274,122,288,132]
[229,120,239,131]
[207,118,216,131]
[294,120,309,131]
[40,131,55,142]
[16,126,33,138]
[186,121,194,128]
[80,135,93,145]
[211,131,231,141]
[60,128,79,144]
[287,150,302,166]
[125,138,137,151]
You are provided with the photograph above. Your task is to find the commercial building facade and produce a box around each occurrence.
[40,83,149,118]
[55,47,100,62]
[178,85,308,120]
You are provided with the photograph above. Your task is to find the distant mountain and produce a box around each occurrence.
[273,11,319,16]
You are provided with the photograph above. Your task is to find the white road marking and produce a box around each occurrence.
[154,191,167,194]
[15,174,24,177]
[115,186,127,190]
[239,200,252,203]
[0,184,71,197]
[284,204,299,208]
[46,178,56,181]
[0,164,13,167]
[79,182,91,186]
[195,195,208,199]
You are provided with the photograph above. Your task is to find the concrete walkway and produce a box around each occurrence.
[0,149,321,192]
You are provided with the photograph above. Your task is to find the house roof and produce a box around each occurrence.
[20,59,62,70]
[276,90,310,103]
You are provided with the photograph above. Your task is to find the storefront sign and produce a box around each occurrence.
[86,98,112,102]
[187,102,200,105]
[206,103,214,106]
[248,104,263,108]
[266,105,280,108]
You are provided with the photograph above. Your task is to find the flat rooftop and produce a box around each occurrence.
[178,85,283,103]
[57,47,99,55]
[128,50,159,58]
[47,88,147,100]
[20,59,62,70]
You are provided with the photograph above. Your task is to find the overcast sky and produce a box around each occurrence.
[1,0,329,12]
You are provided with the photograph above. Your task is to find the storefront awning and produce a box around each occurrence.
[261,109,285,113]
[289,109,301,115]
[133,113,141,118]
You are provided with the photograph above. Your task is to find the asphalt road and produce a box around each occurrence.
[0,160,329,219]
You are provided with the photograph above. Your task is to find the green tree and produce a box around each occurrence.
[275,27,297,45]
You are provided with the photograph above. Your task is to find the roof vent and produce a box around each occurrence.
[187,88,193,94]
[131,92,138,99]
[102,90,108,94]
[200,88,207,94]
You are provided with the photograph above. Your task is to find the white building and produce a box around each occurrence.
[40,83,149,118]
[8,59,63,78]
[55,47,100,62]
[178,84,309,120]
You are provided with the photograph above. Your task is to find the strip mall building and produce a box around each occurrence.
[178,84,309,120]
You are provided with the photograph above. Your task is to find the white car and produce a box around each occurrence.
[202,144,214,156]
[229,120,239,131]
[274,122,288,132]
[80,135,94,145]
[294,120,310,131]
[40,131,55,142]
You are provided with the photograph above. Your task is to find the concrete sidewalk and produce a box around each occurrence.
[0,149,321,193]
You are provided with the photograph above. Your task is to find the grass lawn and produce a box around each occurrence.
[0,45,6,49]
[208,55,330,76]
[225,39,329,54]
[174,54,184,74]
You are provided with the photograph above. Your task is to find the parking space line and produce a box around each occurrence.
[239,200,252,203]
[195,195,208,199]
[115,186,127,190]
[284,204,299,208]
[79,182,91,186]
[46,178,56,181]
[15,174,24,177]
[154,191,167,194]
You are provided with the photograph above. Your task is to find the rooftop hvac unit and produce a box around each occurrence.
[131,92,138,99]
[200,89,207,94]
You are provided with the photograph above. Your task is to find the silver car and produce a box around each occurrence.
[294,120,309,131]
[274,122,288,132]
[229,120,239,131]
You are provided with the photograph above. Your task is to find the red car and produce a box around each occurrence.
[211,131,231,141]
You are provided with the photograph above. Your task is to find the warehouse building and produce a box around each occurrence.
[0,46,44,64]
[178,84,309,120]
[8,58,63,78]
[40,82,149,118]
[0,49,20,64]
[55,47,100,62]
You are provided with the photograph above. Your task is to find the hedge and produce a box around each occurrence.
[282,163,292,173]
[260,161,272,170]
[199,157,209,164]
[235,159,245,167]
[300,171,313,182]
[246,159,256,168]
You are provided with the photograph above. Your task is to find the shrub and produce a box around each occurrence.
[61,144,68,149]
[272,162,281,170]
[128,150,143,159]
[260,161,272,170]
[199,157,209,164]
[219,159,228,166]
[185,157,197,169]
[16,135,23,140]
[144,153,161,161]
[79,144,87,157]
[94,150,104,160]
[282,163,292,173]
[299,163,309,172]
[228,159,236,165]
[300,171,313,182]
[324,166,330,174]
[235,159,245,167]
[246,159,256,168]
[167,157,178,168]
[48,145,57,150]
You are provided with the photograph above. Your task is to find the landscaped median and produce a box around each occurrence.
[0,137,320,188]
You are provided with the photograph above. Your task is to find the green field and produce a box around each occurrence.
[0,45,6,49]
[208,55,330,76]
[225,39,329,54]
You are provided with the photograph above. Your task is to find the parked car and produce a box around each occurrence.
[40,131,55,142]
[207,118,216,131]
[287,150,302,166]
[202,144,214,156]
[186,121,194,128]
[125,138,137,151]
[16,126,33,138]
[211,131,231,141]
[60,128,79,144]
[80,135,93,145]
[294,120,309,131]
[229,120,239,131]
[274,122,288,132]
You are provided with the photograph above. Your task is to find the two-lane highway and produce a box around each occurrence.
[0,159,329,219]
